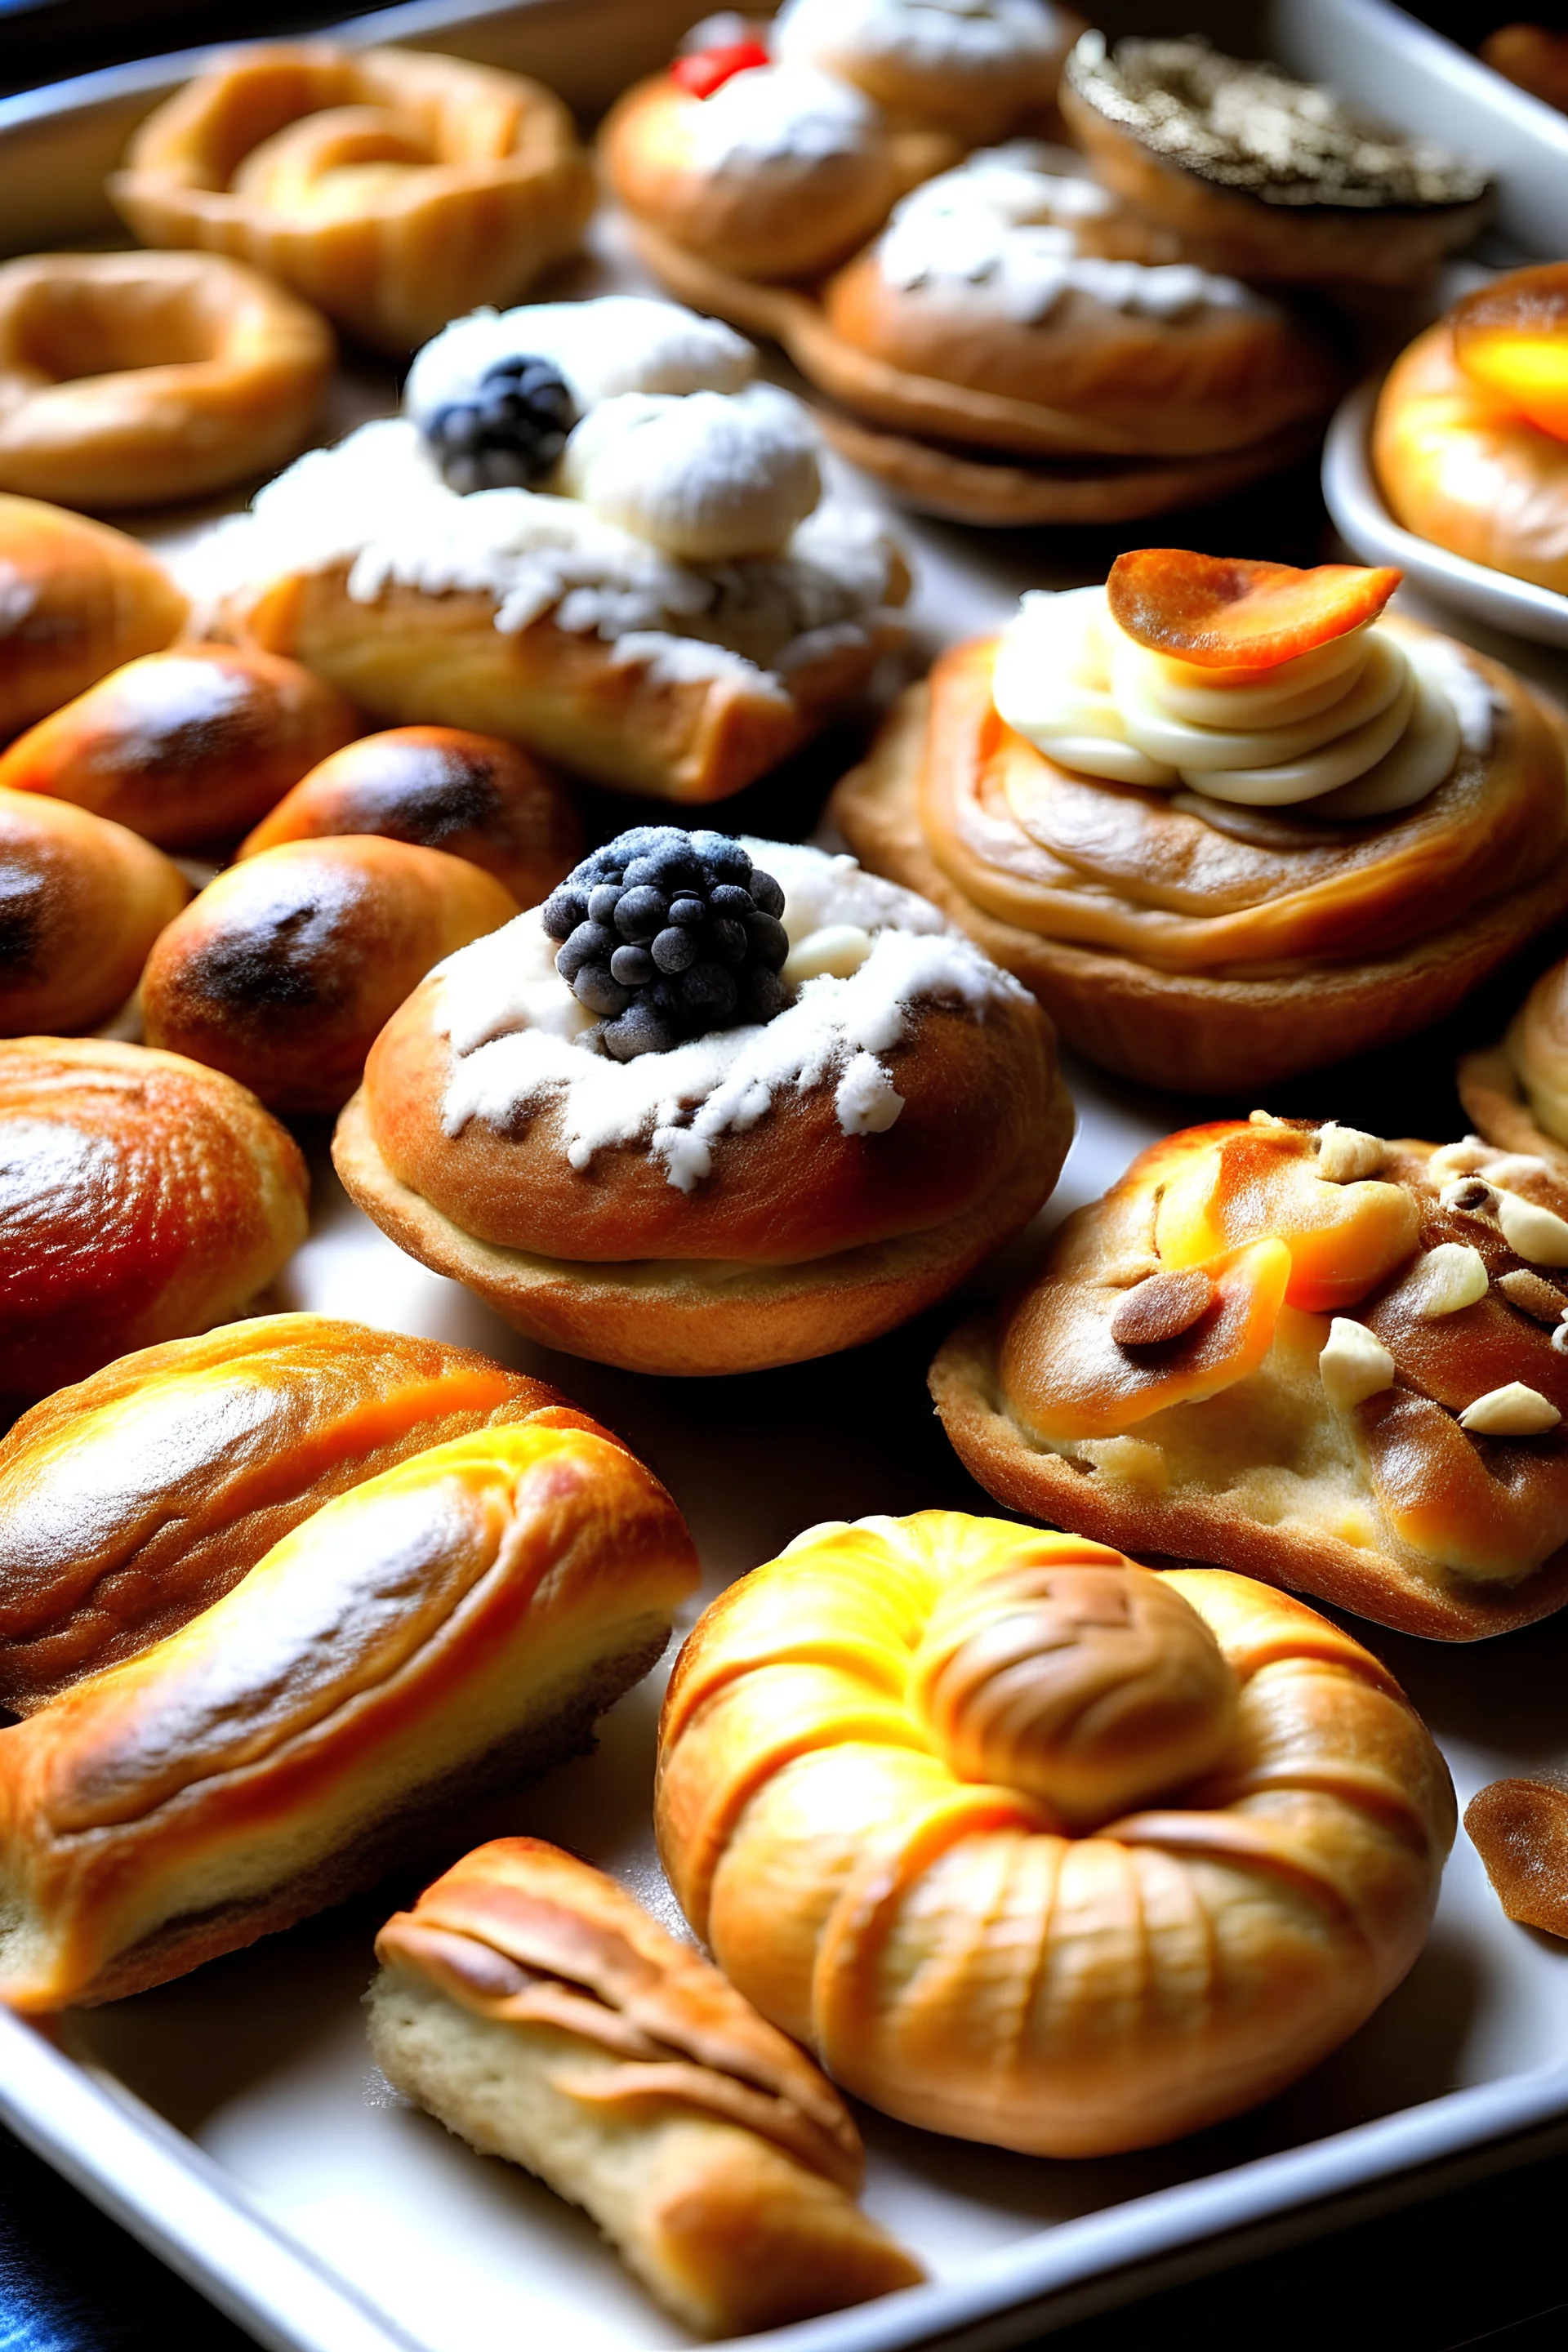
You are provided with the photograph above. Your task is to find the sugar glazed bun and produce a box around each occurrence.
[0,1312,599,1711]
[1058,33,1491,288]
[831,550,1568,1090]
[203,296,908,803]
[238,725,581,905]
[142,836,519,1116]
[1457,956,1568,1183]
[773,0,1084,141]
[0,786,187,1033]
[369,1838,924,2334]
[0,1036,308,1402]
[0,1415,696,2008]
[109,44,595,353]
[0,495,186,739]
[333,831,1071,1375]
[657,1512,1454,2153]
[0,643,359,852]
[1374,265,1568,599]
[0,252,333,511]
[933,1115,1568,1642]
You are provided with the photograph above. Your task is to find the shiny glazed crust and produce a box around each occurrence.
[0,252,334,510]
[109,44,595,353]
[655,1513,1455,2152]
[0,496,186,740]
[0,1420,697,2008]
[368,1838,923,2333]
[0,1037,309,1404]
[0,786,188,1033]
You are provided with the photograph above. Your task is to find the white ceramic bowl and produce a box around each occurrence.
[1321,377,1568,653]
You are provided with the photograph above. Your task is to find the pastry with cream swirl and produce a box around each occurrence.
[833,548,1568,1089]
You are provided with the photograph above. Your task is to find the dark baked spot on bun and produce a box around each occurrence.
[179,889,352,1013]
[0,870,42,971]
[350,748,502,842]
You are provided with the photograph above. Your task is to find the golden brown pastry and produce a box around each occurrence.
[0,1312,602,1712]
[933,1114,1568,1642]
[1374,265,1568,599]
[0,252,333,511]
[369,1838,924,2334]
[0,785,187,1033]
[773,0,1084,141]
[1465,1776,1568,1935]
[333,829,1071,1375]
[1458,956,1568,1181]
[0,494,186,739]
[831,550,1568,1089]
[140,836,519,1116]
[1058,33,1492,287]
[0,1036,308,1403]
[657,1512,1454,2152]
[202,296,908,803]
[0,1417,697,2007]
[0,643,359,852]
[237,724,581,906]
[109,44,595,354]
[1480,25,1568,114]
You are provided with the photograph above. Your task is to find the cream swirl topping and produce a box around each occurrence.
[991,586,1494,817]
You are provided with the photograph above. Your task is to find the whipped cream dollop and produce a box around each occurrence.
[559,382,821,561]
[684,62,878,172]
[436,841,1027,1194]
[992,586,1495,817]
[776,0,1065,80]
[877,143,1261,325]
[404,297,755,427]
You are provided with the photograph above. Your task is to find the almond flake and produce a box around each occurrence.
[1496,1191,1568,1267]
[1110,1268,1215,1348]
[1315,1121,1384,1183]
[1319,1318,1396,1410]
[1498,1269,1566,1325]
[1427,1137,1494,1179]
[1406,1241,1490,1318]
[1440,1177,1497,1215]
[1458,1383,1561,1437]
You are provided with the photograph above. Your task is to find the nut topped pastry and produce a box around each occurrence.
[933,1116,1568,1639]
[832,549,1568,1089]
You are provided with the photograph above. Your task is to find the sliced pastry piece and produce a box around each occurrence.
[832,548,1568,1089]
[933,1114,1568,1640]
[196,296,908,802]
[1458,953,1568,1180]
[332,827,1070,1375]
[657,1512,1454,2151]
[369,1837,924,2334]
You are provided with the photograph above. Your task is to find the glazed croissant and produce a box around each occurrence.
[369,1838,924,2334]
[657,1512,1454,2156]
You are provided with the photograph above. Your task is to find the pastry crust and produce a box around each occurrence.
[0,252,333,511]
[656,1512,1454,2153]
[0,495,186,739]
[830,638,1568,1091]
[109,44,595,353]
[368,1838,923,2334]
[1457,956,1568,1179]
[0,785,188,1034]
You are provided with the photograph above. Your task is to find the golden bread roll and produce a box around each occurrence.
[1466,1776,1568,1936]
[0,494,186,739]
[0,642,359,853]
[238,724,581,906]
[0,1312,601,1711]
[140,835,519,1115]
[0,1419,697,2007]
[1458,957,1568,1184]
[109,44,595,353]
[0,1036,308,1404]
[933,1115,1568,1642]
[657,1513,1454,2153]
[773,0,1084,141]
[369,1838,924,2334]
[0,785,187,1032]
[0,251,334,510]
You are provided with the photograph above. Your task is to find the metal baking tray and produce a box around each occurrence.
[3,5,1568,2349]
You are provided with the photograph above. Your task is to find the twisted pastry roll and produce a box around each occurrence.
[657,1513,1454,2155]
[370,1838,923,2333]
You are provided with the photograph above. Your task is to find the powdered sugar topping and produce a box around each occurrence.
[685,62,877,172]
[403,297,755,426]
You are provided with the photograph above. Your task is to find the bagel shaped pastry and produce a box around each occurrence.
[0,1312,600,1713]
[0,1036,307,1404]
[773,0,1083,140]
[1374,265,1568,600]
[238,725,581,906]
[369,1838,924,2334]
[0,786,187,1033]
[831,550,1568,1089]
[0,1418,696,2009]
[201,296,908,802]
[333,829,1071,1375]
[0,496,185,739]
[0,643,359,853]
[141,837,519,1116]
[1458,957,1568,1183]
[109,44,594,354]
[656,1512,1454,2154]
[933,1114,1568,1641]
[0,252,332,511]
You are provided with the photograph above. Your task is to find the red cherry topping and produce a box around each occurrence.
[671,40,771,100]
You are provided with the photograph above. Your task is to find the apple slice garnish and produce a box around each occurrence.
[1453,263,1568,443]
[1107,550,1402,675]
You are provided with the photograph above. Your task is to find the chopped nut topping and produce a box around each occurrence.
[1427,1137,1493,1180]
[1110,1268,1215,1348]
[1498,1269,1566,1325]
[1319,1318,1396,1410]
[1248,1107,1286,1127]
[1440,1177,1498,1216]
[1496,1191,1568,1267]
[1099,1252,1162,1289]
[1458,1383,1561,1437]
[1315,1121,1384,1183]
[1406,1241,1490,1318]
